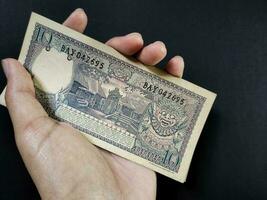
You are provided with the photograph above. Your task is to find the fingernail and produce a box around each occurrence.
[126,32,142,40]
[154,41,167,54]
[1,59,10,78]
[75,8,85,13]
[175,55,185,77]
[175,55,184,63]
[160,46,166,54]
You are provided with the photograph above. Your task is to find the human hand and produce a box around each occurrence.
[1,8,185,200]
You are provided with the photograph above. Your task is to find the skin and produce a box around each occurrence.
[1,8,185,200]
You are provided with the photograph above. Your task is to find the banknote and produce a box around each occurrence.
[0,13,216,182]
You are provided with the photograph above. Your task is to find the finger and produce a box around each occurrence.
[63,8,88,33]
[2,58,48,135]
[165,56,185,77]
[136,41,167,66]
[106,32,144,55]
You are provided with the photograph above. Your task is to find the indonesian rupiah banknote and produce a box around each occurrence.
[0,13,216,182]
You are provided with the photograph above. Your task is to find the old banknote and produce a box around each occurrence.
[0,13,216,182]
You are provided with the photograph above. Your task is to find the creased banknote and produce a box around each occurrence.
[0,13,216,182]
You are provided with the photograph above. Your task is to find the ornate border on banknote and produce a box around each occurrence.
[24,23,206,173]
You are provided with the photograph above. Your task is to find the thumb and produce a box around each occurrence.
[1,58,94,199]
[2,58,48,139]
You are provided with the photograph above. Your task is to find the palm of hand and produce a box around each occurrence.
[17,116,155,199]
[3,9,184,200]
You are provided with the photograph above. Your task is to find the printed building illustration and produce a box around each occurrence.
[67,81,151,133]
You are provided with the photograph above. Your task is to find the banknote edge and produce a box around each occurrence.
[0,12,217,182]
[0,12,216,105]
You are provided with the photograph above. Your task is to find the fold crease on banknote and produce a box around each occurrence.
[0,12,216,182]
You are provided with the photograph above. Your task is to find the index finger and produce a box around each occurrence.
[63,8,88,33]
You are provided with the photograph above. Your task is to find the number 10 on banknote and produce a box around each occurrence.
[0,13,216,182]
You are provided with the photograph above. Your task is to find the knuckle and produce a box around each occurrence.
[5,85,36,106]
[5,85,17,105]
[22,115,53,136]
[21,116,61,157]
